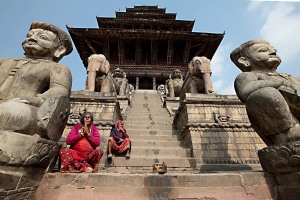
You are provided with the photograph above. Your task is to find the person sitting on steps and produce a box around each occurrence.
[59,112,103,173]
[107,120,131,159]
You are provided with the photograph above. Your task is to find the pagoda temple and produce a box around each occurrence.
[67,5,225,90]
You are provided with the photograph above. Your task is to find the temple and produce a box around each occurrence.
[67,5,224,89]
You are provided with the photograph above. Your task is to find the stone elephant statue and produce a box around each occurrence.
[165,69,184,98]
[86,54,116,93]
[112,68,129,96]
[181,56,215,94]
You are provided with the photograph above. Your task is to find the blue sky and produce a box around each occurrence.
[1,0,300,94]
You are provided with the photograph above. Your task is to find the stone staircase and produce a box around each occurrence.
[35,90,277,199]
[102,90,197,174]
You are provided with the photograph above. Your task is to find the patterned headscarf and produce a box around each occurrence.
[115,120,125,132]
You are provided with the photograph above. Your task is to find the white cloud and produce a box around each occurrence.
[247,2,300,76]
[212,79,236,95]
[260,3,300,65]
[210,44,231,76]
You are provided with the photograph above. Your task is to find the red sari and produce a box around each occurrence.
[59,124,103,173]
[110,120,131,155]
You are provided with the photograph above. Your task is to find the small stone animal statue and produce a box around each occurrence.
[86,54,116,93]
[165,69,184,98]
[112,68,129,96]
[181,56,215,94]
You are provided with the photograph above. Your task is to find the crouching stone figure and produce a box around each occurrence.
[0,21,73,167]
[231,39,300,174]
[165,69,183,98]
[112,68,129,96]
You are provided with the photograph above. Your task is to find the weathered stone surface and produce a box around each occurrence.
[35,172,277,200]
[231,39,300,146]
[0,21,73,200]
[0,131,60,167]
[164,97,180,116]
[258,141,300,173]
[86,54,116,94]
[165,69,183,98]
[180,56,215,98]
[174,93,265,170]
[112,68,130,96]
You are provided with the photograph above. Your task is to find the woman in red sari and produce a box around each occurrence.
[107,120,131,159]
[59,112,103,173]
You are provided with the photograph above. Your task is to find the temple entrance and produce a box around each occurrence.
[139,77,153,89]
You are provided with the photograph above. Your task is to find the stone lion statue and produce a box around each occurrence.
[181,56,215,95]
[112,68,129,96]
[165,69,184,98]
[86,54,116,93]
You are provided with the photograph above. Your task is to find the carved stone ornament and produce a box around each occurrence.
[0,131,60,167]
[258,141,300,173]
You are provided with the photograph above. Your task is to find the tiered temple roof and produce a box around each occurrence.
[67,5,224,89]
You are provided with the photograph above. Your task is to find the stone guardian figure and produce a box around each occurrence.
[112,68,129,96]
[231,39,300,146]
[0,21,73,142]
[165,69,184,98]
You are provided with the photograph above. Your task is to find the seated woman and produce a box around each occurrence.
[107,120,131,159]
[59,112,103,173]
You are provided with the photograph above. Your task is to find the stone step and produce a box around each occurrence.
[128,147,191,157]
[126,123,173,128]
[131,140,186,148]
[36,172,277,200]
[126,129,179,135]
[101,166,198,174]
[102,157,196,168]
[125,125,174,130]
[129,134,182,141]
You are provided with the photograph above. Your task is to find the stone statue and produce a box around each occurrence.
[181,56,215,95]
[0,21,72,142]
[129,84,134,95]
[231,39,300,146]
[112,68,129,96]
[157,84,165,95]
[165,69,183,98]
[86,54,116,93]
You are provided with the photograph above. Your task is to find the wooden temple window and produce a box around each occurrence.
[124,39,135,65]
[142,39,151,65]
[173,40,185,66]
[109,39,119,64]
[157,40,168,65]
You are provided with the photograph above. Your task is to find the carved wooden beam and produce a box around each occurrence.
[84,38,97,54]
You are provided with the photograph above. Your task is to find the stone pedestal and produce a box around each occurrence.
[163,97,180,116]
[258,142,300,199]
[174,93,266,171]
[0,131,61,199]
[117,95,131,117]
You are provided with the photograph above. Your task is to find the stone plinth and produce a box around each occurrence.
[0,131,61,199]
[164,97,180,116]
[35,172,278,200]
[117,95,130,117]
[173,93,266,171]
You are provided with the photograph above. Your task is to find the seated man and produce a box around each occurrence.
[59,112,103,173]
[107,120,131,159]
[0,21,73,141]
[230,39,300,146]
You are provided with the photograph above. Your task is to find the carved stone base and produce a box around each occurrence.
[0,131,60,199]
[258,141,300,173]
[0,166,45,199]
[0,130,61,167]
